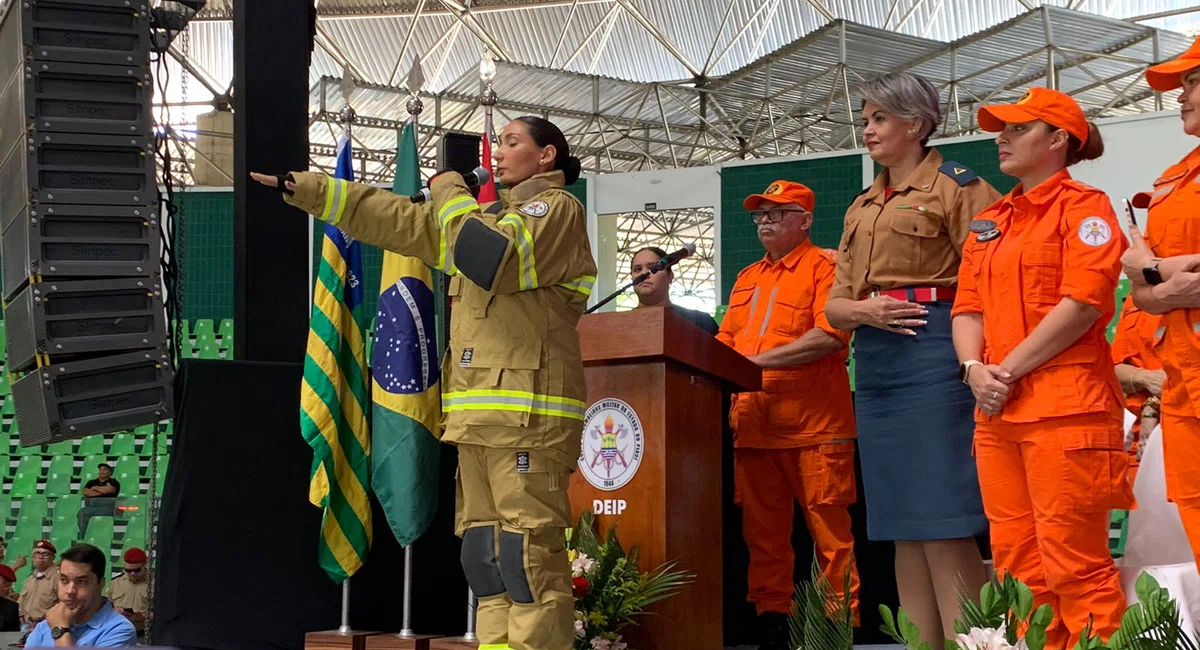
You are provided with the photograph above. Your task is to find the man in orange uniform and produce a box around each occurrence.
[718,181,858,650]
[954,88,1133,648]
[1111,298,1165,480]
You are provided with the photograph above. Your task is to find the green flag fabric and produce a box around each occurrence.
[370,122,443,547]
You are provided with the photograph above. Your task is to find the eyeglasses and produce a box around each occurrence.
[749,208,806,225]
[124,567,143,574]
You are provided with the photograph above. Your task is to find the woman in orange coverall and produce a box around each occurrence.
[951,87,1133,648]
[1122,36,1200,573]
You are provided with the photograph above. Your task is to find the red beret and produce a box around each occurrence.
[123,548,146,564]
[0,565,15,583]
[33,540,55,554]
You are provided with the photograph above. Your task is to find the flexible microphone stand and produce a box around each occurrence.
[586,271,650,314]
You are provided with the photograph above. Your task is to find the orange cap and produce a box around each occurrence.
[977,87,1089,147]
[743,180,815,212]
[1147,36,1200,91]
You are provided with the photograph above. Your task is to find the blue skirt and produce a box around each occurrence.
[854,299,987,541]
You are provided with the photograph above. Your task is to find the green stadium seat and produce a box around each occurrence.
[180,337,197,359]
[43,455,75,498]
[197,342,221,360]
[16,495,48,522]
[218,319,234,342]
[154,456,169,497]
[77,434,106,457]
[13,438,39,456]
[80,455,107,484]
[192,319,215,342]
[113,456,141,496]
[52,495,80,523]
[116,495,146,522]
[109,433,136,457]
[45,439,74,456]
[154,432,171,456]
[121,516,146,550]
[13,514,44,540]
[1,395,14,420]
[49,516,76,545]
[10,455,43,497]
[50,536,73,558]
[12,562,30,592]
[3,537,28,566]
[83,517,114,554]
[0,493,10,521]
[0,370,10,396]
[0,455,10,484]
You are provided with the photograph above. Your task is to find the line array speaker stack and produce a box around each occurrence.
[0,0,172,446]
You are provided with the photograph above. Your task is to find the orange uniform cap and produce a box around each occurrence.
[1145,36,1200,91]
[977,87,1089,148]
[744,180,815,212]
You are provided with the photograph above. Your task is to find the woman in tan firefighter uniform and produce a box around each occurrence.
[253,116,596,650]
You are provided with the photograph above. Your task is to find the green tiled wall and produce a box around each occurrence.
[174,191,234,321]
[175,178,588,325]
[720,155,866,299]
[870,139,1018,197]
[934,139,1018,195]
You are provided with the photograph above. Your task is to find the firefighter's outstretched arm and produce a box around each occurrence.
[250,170,443,269]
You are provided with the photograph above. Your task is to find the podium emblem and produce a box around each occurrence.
[579,399,644,491]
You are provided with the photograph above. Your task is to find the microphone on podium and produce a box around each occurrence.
[410,166,491,203]
[585,242,697,314]
[650,243,696,273]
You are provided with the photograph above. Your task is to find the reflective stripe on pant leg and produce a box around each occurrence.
[461,524,507,598]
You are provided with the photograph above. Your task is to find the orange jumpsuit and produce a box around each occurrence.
[954,169,1134,648]
[717,240,859,618]
[1142,144,1200,571]
[1110,299,1164,481]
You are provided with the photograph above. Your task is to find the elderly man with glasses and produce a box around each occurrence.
[716,181,859,650]
[106,549,148,632]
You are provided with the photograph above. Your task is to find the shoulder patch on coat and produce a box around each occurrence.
[938,160,979,186]
[520,200,549,217]
[1077,216,1113,247]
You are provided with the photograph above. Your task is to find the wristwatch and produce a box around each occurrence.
[1143,260,1164,286]
[50,626,68,640]
[958,360,982,384]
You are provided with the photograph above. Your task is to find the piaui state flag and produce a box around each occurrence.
[371,121,442,547]
[300,135,373,582]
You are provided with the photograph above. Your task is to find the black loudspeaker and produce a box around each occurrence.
[0,0,170,446]
[439,131,482,177]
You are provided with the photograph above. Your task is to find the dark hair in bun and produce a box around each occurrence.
[515,116,582,185]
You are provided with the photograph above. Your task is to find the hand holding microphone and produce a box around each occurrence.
[411,166,491,203]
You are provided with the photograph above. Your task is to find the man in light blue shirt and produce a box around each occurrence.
[24,544,135,648]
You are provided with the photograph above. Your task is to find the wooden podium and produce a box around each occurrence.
[571,307,760,650]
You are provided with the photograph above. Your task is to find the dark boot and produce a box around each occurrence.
[758,611,791,650]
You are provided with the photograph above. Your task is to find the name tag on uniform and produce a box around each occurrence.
[969,219,997,233]
[976,229,1002,243]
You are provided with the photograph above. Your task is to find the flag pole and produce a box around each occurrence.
[464,589,478,642]
[337,71,356,639]
[396,63,425,642]
[339,580,352,634]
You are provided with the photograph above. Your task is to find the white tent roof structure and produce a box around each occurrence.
[155,0,1200,184]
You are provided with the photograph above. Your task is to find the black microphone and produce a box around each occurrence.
[410,166,491,203]
[650,243,696,273]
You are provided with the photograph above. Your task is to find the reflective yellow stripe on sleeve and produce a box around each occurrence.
[498,214,538,290]
[322,177,350,224]
[437,196,479,273]
[559,274,595,297]
[443,390,586,421]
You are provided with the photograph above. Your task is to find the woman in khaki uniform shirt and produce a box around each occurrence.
[824,72,1000,648]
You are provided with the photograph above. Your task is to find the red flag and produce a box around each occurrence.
[478,121,498,203]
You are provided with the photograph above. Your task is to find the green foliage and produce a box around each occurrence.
[885,571,1197,650]
[788,555,855,650]
[567,510,694,650]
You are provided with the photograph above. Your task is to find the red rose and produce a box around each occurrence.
[572,576,591,598]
